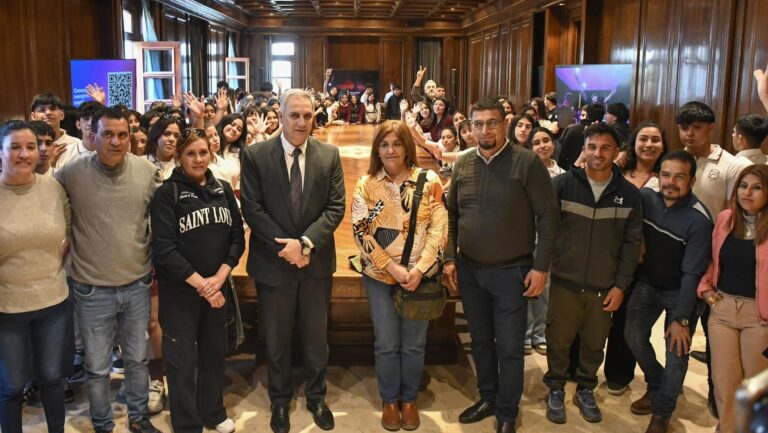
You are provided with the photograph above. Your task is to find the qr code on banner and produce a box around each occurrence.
[108,72,133,108]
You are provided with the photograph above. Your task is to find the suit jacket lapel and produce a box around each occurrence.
[271,139,293,214]
[301,138,316,215]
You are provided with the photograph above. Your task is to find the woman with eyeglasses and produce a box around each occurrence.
[147,116,186,179]
[698,164,768,433]
[150,128,245,433]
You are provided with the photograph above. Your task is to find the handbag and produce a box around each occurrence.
[391,170,448,321]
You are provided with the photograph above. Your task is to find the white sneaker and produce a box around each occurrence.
[215,418,235,433]
[147,380,165,415]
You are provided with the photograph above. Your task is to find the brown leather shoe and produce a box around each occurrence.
[631,391,654,415]
[381,402,401,431]
[401,401,420,430]
[645,414,670,433]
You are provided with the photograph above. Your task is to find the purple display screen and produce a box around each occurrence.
[326,70,380,98]
[554,64,633,109]
[70,59,137,109]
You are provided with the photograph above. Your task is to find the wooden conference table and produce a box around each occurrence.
[230,124,459,365]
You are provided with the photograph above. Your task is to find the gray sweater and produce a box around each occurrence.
[445,143,560,271]
[55,153,162,286]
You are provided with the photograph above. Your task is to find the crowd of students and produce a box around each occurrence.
[1,63,768,433]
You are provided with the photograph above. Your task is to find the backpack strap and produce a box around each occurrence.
[400,170,428,266]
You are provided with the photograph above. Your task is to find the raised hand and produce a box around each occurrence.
[405,112,417,129]
[416,65,427,81]
[253,113,268,134]
[755,62,768,111]
[215,88,229,111]
[183,91,204,117]
[171,93,183,109]
[86,83,106,105]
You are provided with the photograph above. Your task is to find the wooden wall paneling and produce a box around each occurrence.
[0,0,33,121]
[452,37,468,113]
[0,0,121,121]
[440,37,455,98]
[508,20,533,110]
[381,39,405,98]
[327,36,381,70]
[498,24,511,98]
[467,34,484,105]
[483,28,500,97]
[725,0,768,144]
[300,37,327,91]
[542,6,566,93]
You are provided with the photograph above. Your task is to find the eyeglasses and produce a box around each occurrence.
[471,120,502,130]
[180,128,206,141]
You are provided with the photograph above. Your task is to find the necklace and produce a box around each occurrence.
[744,213,757,240]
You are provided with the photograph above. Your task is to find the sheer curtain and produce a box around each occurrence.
[140,0,164,100]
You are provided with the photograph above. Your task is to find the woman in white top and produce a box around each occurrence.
[623,121,669,192]
[216,114,245,190]
[146,116,185,180]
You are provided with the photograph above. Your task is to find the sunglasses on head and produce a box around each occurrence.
[180,128,206,141]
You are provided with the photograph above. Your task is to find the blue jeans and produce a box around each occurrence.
[72,275,152,431]
[526,279,549,346]
[0,300,69,433]
[364,275,429,403]
[457,259,528,423]
[625,280,697,417]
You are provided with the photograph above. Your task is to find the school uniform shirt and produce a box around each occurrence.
[736,148,768,165]
[688,144,749,218]
[53,130,86,169]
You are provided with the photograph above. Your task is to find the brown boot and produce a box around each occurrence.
[401,401,420,430]
[645,414,670,433]
[631,391,654,415]
[381,402,401,431]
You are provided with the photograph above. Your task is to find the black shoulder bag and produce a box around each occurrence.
[391,170,448,321]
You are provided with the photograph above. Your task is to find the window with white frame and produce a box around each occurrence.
[271,41,294,90]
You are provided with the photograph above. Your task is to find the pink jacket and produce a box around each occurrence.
[697,209,768,321]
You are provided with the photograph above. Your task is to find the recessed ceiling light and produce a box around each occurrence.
[450,7,454,10]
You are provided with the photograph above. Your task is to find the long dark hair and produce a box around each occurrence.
[507,113,535,144]
[728,164,768,244]
[216,113,245,155]
[623,121,669,173]
[146,116,185,157]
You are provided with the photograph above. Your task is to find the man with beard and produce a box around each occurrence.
[544,123,642,425]
[445,98,559,433]
[624,150,712,433]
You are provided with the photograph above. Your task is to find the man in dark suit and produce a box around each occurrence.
[240,89,346,433]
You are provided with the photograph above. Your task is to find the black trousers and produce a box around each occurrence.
[159,287,227,433]
[257,276,332,405]
[603,287,636,386]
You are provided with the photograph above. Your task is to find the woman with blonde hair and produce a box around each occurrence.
[351,120,447,431]
[698,164,768,433]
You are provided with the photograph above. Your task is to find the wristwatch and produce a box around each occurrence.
[299,238,312,256]
[676,318,689,328]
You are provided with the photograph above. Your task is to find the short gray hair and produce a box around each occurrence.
[280,89,314,112]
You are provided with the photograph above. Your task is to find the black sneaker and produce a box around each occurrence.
[22,382,39,406]
[128,417,160,433]
[112,348,125,374]
[63,379,75,403]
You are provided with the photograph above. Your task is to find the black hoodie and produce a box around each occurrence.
[150,167,245,290]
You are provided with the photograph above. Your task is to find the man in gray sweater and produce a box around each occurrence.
[445,98,560,433]
[55,107,162,433]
